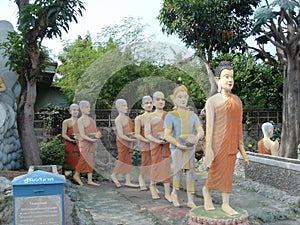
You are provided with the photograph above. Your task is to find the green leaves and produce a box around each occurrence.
[253,6,277,31]
[271,0,300,11]
[158,0,260,56]
[0,31,29,75]
[40,134,66,167]
[17,0,85,40]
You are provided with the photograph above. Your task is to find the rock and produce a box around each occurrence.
[0,176,13,225]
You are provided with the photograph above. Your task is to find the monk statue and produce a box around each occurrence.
[73,100,102,186]
[202,61,249,216]
[144,91,172,202]
[61,103,80,175]
[111,99,139,188]
[134,96,153,190]
[258,122,279,156]
[164,85,204,209]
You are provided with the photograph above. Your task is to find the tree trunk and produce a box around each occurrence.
[203,61,218,97]
[17,81,42,168]
[279,51,300,158]
[16,0,29,10]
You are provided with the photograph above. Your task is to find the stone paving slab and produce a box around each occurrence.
[75,182,160,225]
[117,183,195,225]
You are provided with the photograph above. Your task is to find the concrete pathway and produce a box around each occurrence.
[65,169,300,225]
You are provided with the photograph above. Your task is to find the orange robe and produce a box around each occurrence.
[75,117,99,173]
[150,111,171,183]
[258,139,271,155]
[64,126,79,168]
[205,94,243,193]
[114,118,134,174]
[140,125,151,176]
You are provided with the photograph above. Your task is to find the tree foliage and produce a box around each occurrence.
[56,34,116,101]
[97,17,153,47]
[95,62,207,110]
[250,0,300,70]
[56,18,208,110]
[158,0,260,95]
[0,0,85,168]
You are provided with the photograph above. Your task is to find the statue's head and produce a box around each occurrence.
[79,100,89,110]
[214,61,234,93]
[141,95,153,112]
[69,103,79,117]
[170,85,188,109]
[152,91,165,109]
[78,100,90,115]
[262,122,274,138]
[115,99,128,113]
[69,103,79,111]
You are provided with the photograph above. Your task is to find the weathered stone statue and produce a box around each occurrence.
[258,122,279,156]
[202,61,249,216]
[73,100,101,186]
[134,95,153,190]
[0,21,22,170]
[144,91,171,202]
[111,99,139,188]
[164,85,204,209]
[61,103,80,174]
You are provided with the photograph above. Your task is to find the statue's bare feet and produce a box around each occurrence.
[111,174,121,188]
[187,202,197,209]
[171,192,180,207]
[149,184,160,199]
[202,186,215,210]
[88,181,100,186]
[138,175,147,191]
[73,174,84,186]
[124,182,139,188]
[222,204,239,216]
[164,194,172,203]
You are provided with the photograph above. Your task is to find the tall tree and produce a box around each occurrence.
[250,0,300,158]
[158,0,260,96]
[0,0,85,168]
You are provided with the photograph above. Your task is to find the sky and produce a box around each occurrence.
[0,0,187,58]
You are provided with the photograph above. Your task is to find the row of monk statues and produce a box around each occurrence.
[60,61,277,216]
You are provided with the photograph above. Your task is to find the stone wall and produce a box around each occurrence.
[235,152,300,196]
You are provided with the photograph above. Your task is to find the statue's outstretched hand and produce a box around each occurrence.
[244,155,250,165]
[203,150,214,168]
[239,144,250,165]
[177,143,192,151]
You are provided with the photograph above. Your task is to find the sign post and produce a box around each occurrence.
[10,170,66,225]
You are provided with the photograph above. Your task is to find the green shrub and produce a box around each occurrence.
[270,121,281,143]
[40,134,66,167]
[39,104,69,136]
[244,136,258,153]
[132,149,141,166]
